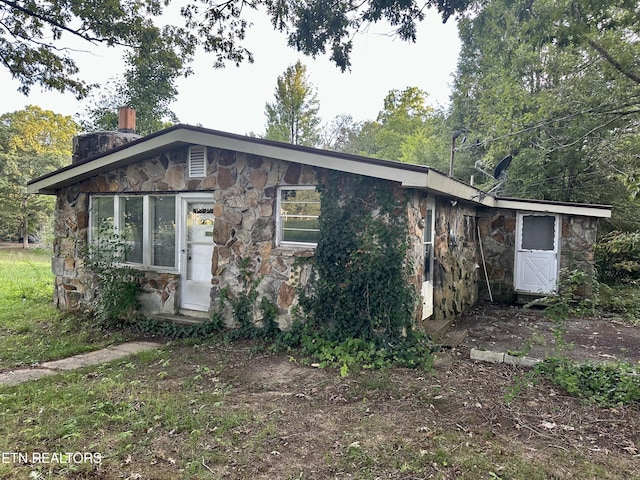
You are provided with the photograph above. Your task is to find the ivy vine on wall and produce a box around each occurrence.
[301,170,418,343]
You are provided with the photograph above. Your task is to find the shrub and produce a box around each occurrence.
[537,357,640,406]
[595,230,640,285]
[83,230,141,328]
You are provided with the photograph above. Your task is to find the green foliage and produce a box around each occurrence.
[0,106,77,244]
[264,61,321,146]
[286,171,432,375]
[270,0,470,70]
[527,269,595,318]
[0,105,78,156]
[520,268,640,406]
[2,0,252,98]
[276,321,434,377]
[373,87,449,168]
[83,230,141,328]
[216,258,281,341]
[595,230,640,285]
[301,172,417,344]
[450,0,640,228]
[537,358,640,406]
[79,28,183,136]
[333,88,449,169]
[526,269,597,356]
[137,317,224,340]
[596,284,640,323]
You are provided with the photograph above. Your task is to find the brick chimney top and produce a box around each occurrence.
[118,107,136,133]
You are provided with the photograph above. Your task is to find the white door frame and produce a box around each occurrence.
[178,193,215,313]
[421,197,436,319]
[514,212,560,294]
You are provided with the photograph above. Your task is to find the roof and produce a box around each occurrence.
[27,124,611,218]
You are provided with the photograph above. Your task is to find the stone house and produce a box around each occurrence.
[27,119,611,328]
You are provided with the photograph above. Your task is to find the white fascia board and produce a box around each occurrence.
[422,169,497,207]
[27,129,190,194]
[495,198,612,218]
[181,129,430,185]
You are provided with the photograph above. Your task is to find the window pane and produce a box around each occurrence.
[90,197,115,241]
[424,209,433,244]
[280,189,320,244]
[187,203,215,242]
[120,196,143,263]
[283,216,320,243]
[522,215,555,251]
[151,196,176,267]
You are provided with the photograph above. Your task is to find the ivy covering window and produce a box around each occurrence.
[90,195,176,268]
[277,187,321,246]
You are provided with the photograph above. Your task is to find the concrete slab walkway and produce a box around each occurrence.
[0,341,163,387]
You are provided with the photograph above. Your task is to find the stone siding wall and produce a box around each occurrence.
[432,199,480,320]
[476,209,517,302]
[560,216,599,296]
[406,192,426,320]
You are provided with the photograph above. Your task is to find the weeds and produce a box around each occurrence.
[521,268,640,406]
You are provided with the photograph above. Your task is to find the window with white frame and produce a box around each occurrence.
[277,186,321,246]
[90,195,177,268]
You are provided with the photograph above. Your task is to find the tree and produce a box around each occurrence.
[0,105,78,156]
[320,114,363,153]
[339,87,449,168]
[0,106,77,247]
[79,27,183,136]
[449,0,640,229]
[264,61,321,146]
[267,0,472,70]
[2,0,469,99]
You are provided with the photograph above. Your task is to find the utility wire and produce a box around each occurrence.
[456,96,640,152]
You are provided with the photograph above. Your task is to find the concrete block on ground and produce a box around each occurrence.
[41,342,163,371]
[470,348,505,364]
[504,354,541,368]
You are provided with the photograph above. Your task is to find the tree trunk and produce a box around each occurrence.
[22,195,28,250]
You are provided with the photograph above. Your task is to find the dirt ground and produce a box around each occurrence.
[141,302,640,479]
[455,302,640,364]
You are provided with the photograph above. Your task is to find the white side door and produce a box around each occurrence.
[515,213,560,294]
[421,198,436,319]
[179,196,214,312]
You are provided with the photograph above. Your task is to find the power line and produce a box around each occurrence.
[456,95,640,152]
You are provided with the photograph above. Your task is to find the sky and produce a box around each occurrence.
[1,8,461,136]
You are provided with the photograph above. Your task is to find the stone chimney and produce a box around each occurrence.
[72,107,141,164]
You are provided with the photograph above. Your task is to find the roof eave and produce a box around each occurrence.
[495,197,612,218]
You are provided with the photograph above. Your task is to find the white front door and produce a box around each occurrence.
[515,213,560,294]
[180,197,214,312]
[422,198,436,319]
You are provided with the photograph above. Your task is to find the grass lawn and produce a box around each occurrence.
[0,246,128,371]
